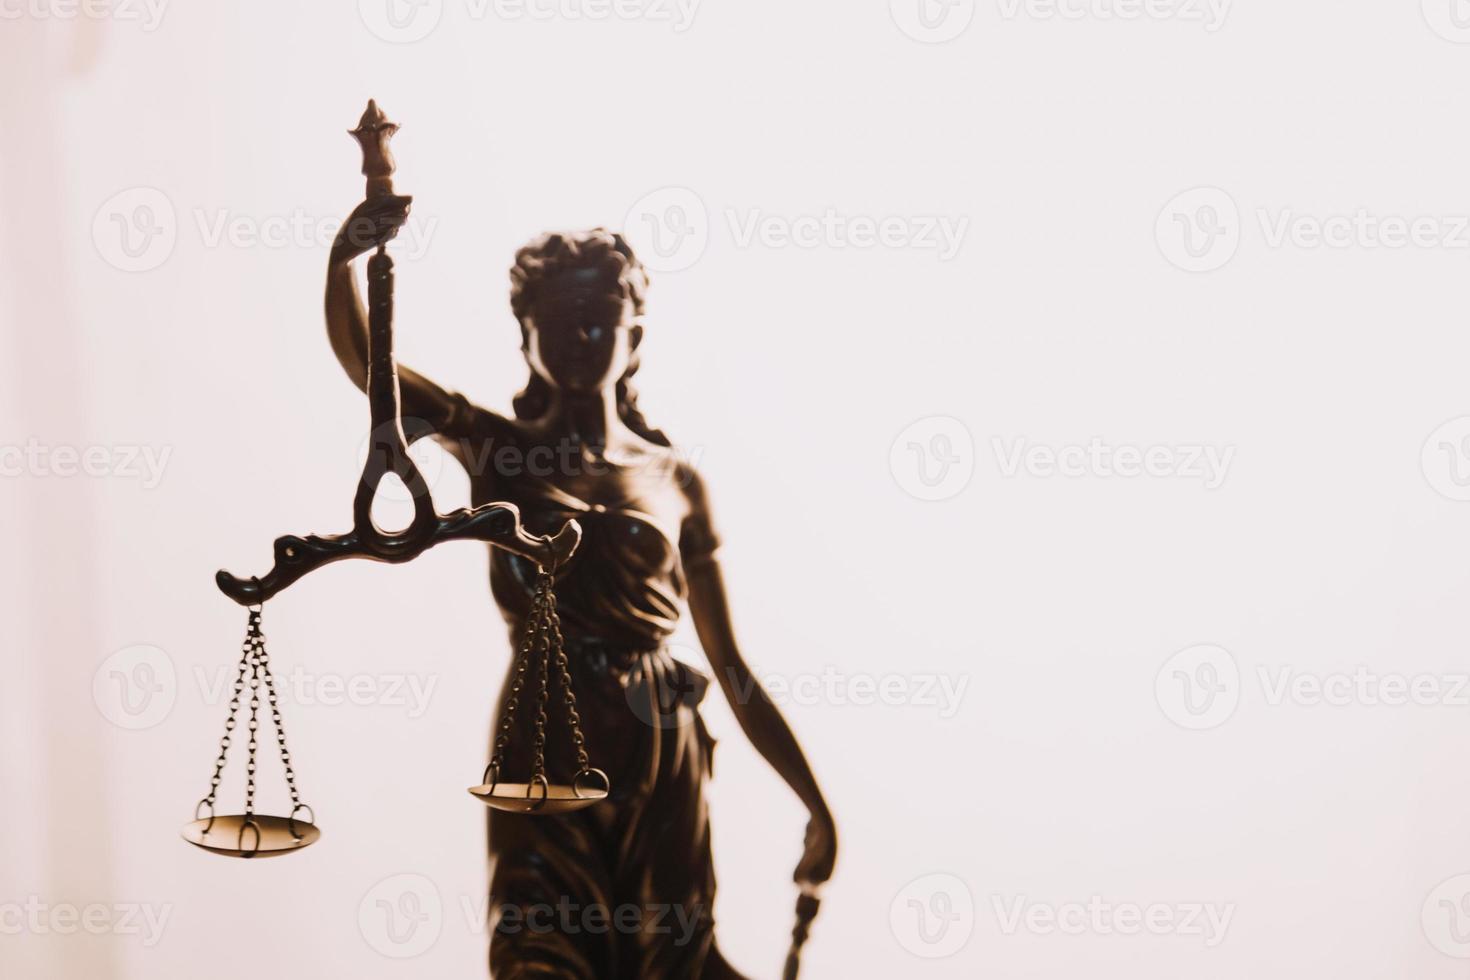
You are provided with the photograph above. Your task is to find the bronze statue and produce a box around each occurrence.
[188,101,832,975]
[221,101,837,977]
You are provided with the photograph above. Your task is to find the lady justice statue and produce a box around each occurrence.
[322,102,836,978]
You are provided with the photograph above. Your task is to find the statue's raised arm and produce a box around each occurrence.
[215,101,580,606]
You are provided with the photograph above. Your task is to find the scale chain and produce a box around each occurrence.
[255,624,305,811]
[477,563,603,804]
[544,588,590,772]
[199,612,257,816]
[530,576,553,783]
[244,629,262,820]
[185,605,318,858]
[487,578,549,781]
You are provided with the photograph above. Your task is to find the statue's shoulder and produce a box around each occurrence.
[454,401,523,444]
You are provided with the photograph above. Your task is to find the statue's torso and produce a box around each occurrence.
[462,411,701,654]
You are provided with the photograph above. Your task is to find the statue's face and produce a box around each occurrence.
[522,285,639,394]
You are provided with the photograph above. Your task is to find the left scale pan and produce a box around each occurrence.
[181,812,320,859]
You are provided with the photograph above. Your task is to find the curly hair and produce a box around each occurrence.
[508,229,669,447]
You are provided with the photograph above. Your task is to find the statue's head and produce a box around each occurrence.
[509,230,667,445]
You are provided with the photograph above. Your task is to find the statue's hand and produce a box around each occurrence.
[332,194,413,263]
[794,804,837,889]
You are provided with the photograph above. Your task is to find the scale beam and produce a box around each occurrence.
[215,505,582,605]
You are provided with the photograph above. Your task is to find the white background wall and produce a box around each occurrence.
[5,1,1470,977]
